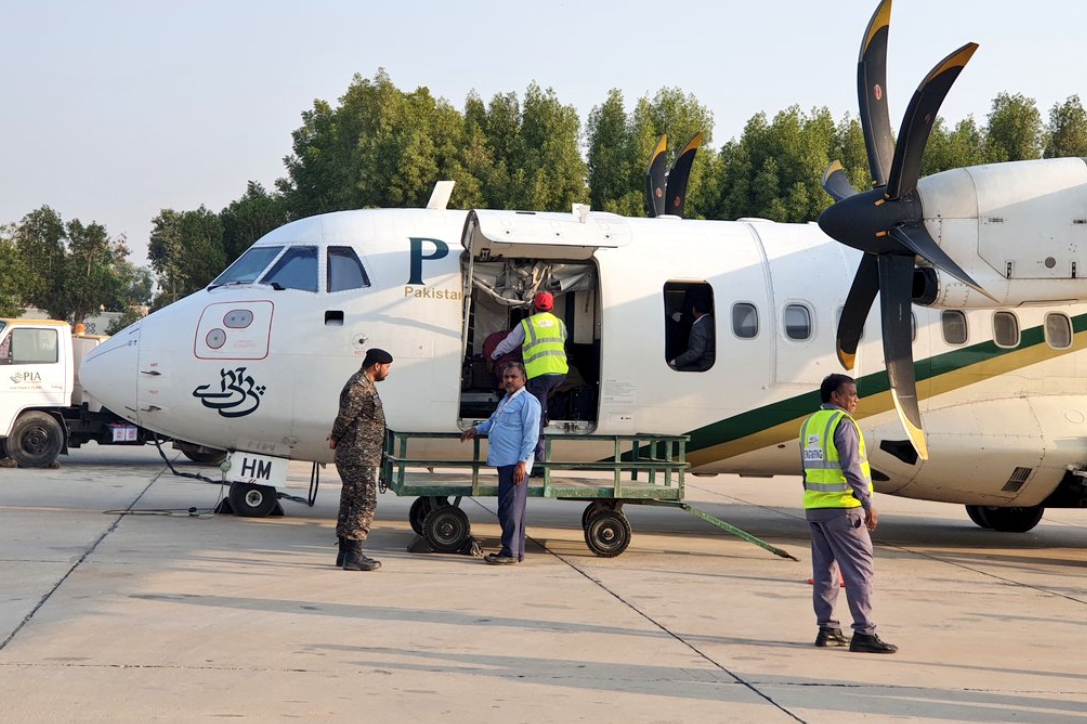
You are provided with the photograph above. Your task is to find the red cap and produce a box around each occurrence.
[533,292,554,311]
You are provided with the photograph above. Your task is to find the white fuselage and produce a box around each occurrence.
[80,159,1087,510]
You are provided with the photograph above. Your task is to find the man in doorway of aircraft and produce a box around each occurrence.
[668,293,715,371]
[489,291,568,473]
[327,348,393,572]
[799,374,898,654]
[460,362,541,564]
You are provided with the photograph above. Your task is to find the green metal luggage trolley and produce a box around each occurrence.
[381,430,796,560]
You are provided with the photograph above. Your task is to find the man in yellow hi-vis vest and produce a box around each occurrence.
[490,292,568,470]
[799,374,897,654]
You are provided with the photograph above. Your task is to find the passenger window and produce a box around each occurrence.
[732,303,759,339]
[1044,312,1072,350]
[5,328,58,364]
[211,246,284,287]
[260,246,318,292]
[941,310,968,345]
[784,304,812,341]
[663,281,715,372]
[911,312,917,342]
[993,312,1020,348]
[328,246,370,292]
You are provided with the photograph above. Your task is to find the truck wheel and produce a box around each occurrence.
[179,442,227,466]
[228,481,279,517]
[9,412,64,468]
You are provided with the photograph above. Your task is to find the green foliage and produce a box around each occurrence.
[922,116,989,175]
[1045,95,1087,158]
[220,181,291,264]
[714,106,844,222]
[0,224,27,317]
[149,206,225,309]
[986,92,1043,162]
[586,87,715,218]
[9,207,132,324]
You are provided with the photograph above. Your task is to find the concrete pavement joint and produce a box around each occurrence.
[464,496,807,723]
[881,542,1087,606]
[0,468,167,656]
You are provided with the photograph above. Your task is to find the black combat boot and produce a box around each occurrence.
[849,633,898,654]
[336,536,346,567]
[342,539,381,572]
[815,627,850,648]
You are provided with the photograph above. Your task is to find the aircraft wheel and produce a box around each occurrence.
[179,441,227,466]
[422,506,471,553]
[981,505,1044,533]
[9,411,64,468]
[409,496,450,535]
[965,505,992,529]
[229,481,279,517]
[584,510,632,558]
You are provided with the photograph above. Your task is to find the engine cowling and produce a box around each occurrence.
[914,157,1087,308]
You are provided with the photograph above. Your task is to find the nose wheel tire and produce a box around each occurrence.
[584,510,632,558]
[422,506,471,553]
[8,411,64,468]
[228,481,279,517]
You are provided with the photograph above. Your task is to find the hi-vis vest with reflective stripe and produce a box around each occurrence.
[521,313,568,378]
[799,408,873,509]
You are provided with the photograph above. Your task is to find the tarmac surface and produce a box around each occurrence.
[1,445,1086,723]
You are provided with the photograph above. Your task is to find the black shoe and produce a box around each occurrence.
[342,539,382,571]
[849,633,898,654]
[484,553,518,565]
[815,627,850,648]
[336,536,346,567]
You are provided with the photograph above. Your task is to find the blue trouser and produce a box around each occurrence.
[527,373,565,462]
[496,464,529,560]
[808,507,876,635]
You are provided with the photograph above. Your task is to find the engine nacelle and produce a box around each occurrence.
[915,157,1087,308]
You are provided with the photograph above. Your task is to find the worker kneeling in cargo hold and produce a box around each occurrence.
[799,374,897,654]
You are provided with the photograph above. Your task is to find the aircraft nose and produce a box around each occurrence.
[79,323,141,424]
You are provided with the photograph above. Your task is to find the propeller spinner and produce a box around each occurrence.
[818,0,983,461]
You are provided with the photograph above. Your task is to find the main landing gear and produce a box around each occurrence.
[964,504,1045,533]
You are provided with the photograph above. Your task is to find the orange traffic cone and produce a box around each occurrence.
[807,574,846,587]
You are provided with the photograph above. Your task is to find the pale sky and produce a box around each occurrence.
[2,0,1084,267]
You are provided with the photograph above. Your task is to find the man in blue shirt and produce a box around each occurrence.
[461,362,541,564]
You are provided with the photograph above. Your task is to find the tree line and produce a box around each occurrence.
[2,68,1085,321]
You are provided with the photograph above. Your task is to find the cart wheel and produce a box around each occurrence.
[409,497,449,535]
[228,481,279,517]
[581,502,609,530]
[584,510,632,558]
[423,506,471,553]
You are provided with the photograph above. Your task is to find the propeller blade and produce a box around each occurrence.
[857,0,895,187]
[886,42,978,199]
[878,253,928,461]
[646,134,668,218]
[837,254,879,370]
[664,132,703,218]
[822,160,860,202]
[889,223,993,299]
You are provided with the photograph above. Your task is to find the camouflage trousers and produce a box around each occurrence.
[336,461,378,541]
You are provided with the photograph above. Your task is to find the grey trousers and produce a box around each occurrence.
[808,507,876,635]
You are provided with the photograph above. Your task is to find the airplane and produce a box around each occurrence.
[80,0,1087,542]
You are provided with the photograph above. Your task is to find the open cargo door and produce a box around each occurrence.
[458,209,630,428]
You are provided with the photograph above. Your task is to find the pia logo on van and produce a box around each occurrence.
[10,371,42,384]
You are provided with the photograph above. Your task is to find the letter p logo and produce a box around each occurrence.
[408,237,449,285]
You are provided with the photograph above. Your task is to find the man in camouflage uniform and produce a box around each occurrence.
[328,348,393,572]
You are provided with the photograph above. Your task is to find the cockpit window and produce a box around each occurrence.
[260,246,318,292]
[328,246,370,292]
[211,246,284,287]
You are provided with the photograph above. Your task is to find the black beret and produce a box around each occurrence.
[363,348,393,368]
